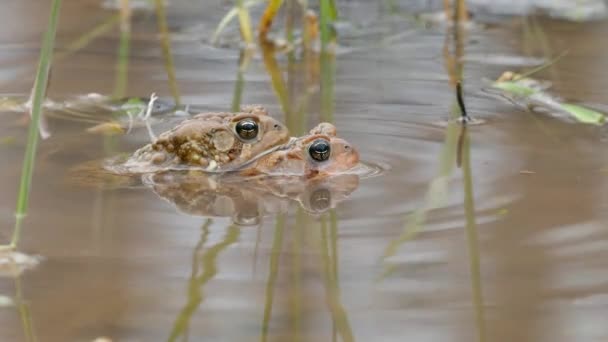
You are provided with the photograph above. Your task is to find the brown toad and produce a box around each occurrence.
[240,123,360,179]
[112,105,289,173]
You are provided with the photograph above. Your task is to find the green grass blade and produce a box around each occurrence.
[237,0,254,45]
[328,0,338,20]
[57,15,120,60]
[319,0,335,50]
[155,0,181,106]
[560,103,606,125]
[112,22,131,99]
[491,81,538,97]
[10,0,62,249]
[211,7,239,44]
[320,52,335,122]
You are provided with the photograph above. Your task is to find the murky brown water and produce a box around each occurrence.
[2,1,608,341]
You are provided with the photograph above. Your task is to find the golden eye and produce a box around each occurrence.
[308,139,331,162]
[235,119,259,140]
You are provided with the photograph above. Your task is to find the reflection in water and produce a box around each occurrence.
[145,172,360,223]
[320,213,354,342]
[5,1,608,341]
[461,126,486,342]
[14,277,37,342]
[260,214,285,342]
[168,220,240,342]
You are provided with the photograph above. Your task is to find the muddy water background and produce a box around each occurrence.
[2,1,608,341]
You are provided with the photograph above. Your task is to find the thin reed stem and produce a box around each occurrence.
[7,0,62,250]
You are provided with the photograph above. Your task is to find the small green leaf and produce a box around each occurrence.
[560,103,606,125]
[120,97,146,116]
[492,81,538,97]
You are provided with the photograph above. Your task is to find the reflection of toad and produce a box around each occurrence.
[145,172,359,224]
[115,105,289,173]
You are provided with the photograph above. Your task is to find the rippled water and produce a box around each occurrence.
[2,1,608,341]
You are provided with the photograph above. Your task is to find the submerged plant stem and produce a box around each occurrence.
[7,0,62,250]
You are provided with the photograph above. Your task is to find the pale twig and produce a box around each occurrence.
[143,93,159,142]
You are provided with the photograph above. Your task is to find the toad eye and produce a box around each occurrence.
[235,119,259,140]
[308,139,331,162]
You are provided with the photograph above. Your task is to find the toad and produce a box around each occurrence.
[239,122,360,179]
[110,105,290,173]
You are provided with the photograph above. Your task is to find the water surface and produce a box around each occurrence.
[2,1,608,341]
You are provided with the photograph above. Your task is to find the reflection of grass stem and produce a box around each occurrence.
[155,0,181,106]
[3,0,62,250]
[320,216,353,342]
[329,210,339,342]
[15,276,38,342]
[291,210,306,342]
[382,115,459,271]
[260,214,286,342]
[462,130,486,342]
[329,210,339,288]
[168,222,240,342]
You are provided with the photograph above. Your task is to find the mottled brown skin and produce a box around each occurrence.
[118,106,289,173]
[240,123,360,179]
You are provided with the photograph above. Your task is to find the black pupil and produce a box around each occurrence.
[309,139,331,162]
[236,119,258,140]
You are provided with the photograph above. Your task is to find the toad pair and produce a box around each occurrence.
[114,105,359,178]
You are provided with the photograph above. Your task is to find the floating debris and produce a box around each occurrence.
[462,54,546,67]
[0,295,14,307]
[86,122,125,135]
[0,251,43,278]
[91,337,113,342]
[487,71,607,125]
